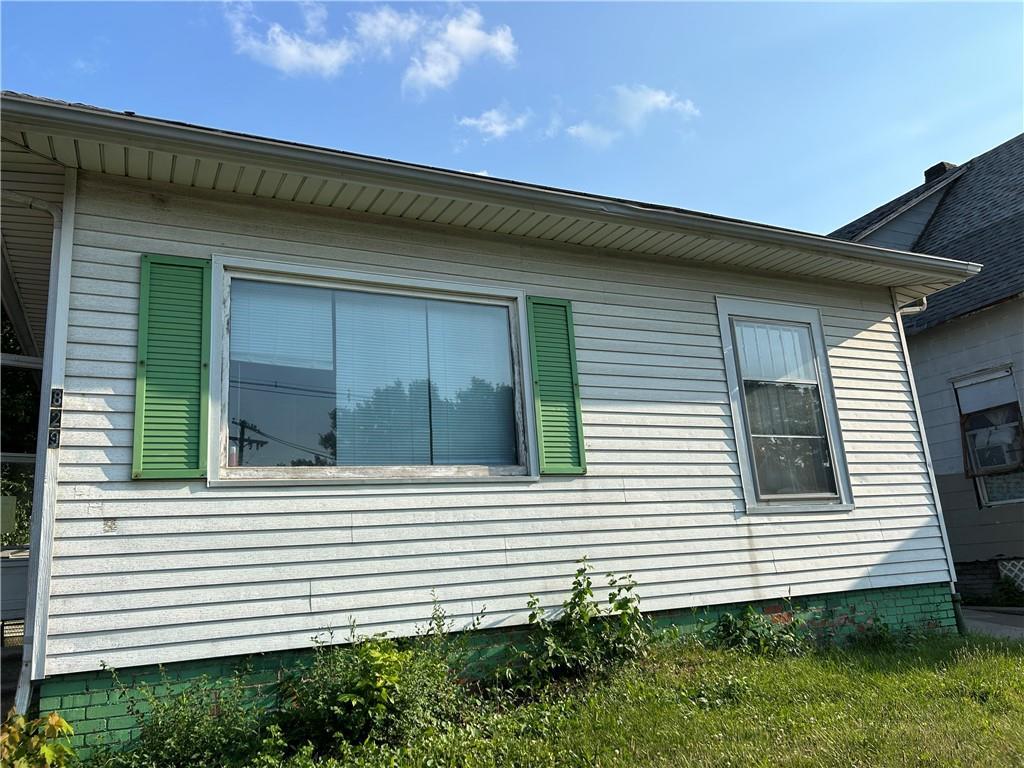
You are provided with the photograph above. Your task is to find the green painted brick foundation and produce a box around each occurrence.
[37,582,956,754]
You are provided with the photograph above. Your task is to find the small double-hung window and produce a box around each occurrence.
[717,297,852,513]
[953,367,1024,505]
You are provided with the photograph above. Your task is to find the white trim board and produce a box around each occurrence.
[17,168,77,708]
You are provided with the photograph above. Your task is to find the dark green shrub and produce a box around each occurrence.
[992,576,1024,607]
[505,558,651,685]
[89,667,267,768]
[278,608,471,755]
[699,605,807,656]
[278,635,410,753]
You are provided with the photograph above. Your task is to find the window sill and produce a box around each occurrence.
[209,465,539,487]
[980,498,1024,508]
[745,502,854,515]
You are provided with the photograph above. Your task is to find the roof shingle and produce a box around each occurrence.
[832,134,1024,334]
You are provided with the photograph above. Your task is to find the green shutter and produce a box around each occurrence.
[132,254,211,479]
[527,296,586,475]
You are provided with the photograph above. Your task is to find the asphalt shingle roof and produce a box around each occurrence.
[832,134,1024,335]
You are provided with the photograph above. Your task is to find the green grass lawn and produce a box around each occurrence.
[291,635,1024,768]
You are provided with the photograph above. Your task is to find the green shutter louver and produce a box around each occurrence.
[132,254,211,479]
[527,296,586,475]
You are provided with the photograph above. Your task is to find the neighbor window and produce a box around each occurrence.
[953,367,1024,505]
[717,297,851,512]
[225,277,523,477]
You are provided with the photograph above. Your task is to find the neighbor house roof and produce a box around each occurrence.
[1,91,979,304]
[832,133,1024,334]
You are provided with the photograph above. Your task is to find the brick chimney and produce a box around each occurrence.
[924,161,958,183]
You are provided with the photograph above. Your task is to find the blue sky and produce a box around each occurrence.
[3,2,1021,234]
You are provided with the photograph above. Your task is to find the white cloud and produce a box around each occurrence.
[403,8,517,95]
[354,6,421,57]
[224,3,514,93]
[458,107,530,140]
[72,57,100,74]
[565,121,620,149]
[543,112,563,139]
[300,1,328,37]
[612,84,700,131]
[225,2,354,77]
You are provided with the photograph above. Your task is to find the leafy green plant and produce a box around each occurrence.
[278,611,471,755]
[90,667,267,768]
[278,633,410,753]
[505,558,651,685]
[0,708,75,768]
[699,605,807,656]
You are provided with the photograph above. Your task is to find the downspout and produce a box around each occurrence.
[11,168,78,712]
[891,290,966,635]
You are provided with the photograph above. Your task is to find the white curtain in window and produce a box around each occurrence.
[230,280,334,370]
[427,301,516,465]
[335,290,431,465]
[737,321,815,385]
[733,320,816,382]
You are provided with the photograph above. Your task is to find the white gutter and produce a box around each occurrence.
[1,93,981,285]
[890,289,959,598]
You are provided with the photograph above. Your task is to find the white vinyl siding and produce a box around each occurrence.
[46,172,952,675]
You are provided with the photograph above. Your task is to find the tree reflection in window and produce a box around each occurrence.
[227,279,519,468]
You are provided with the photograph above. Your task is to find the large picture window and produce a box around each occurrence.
[717,297,852,513]
[224,275,525,479]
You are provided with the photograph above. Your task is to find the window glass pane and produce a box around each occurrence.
[751,436,838,496]
[733,320,816,382]
[427,301,516,465]
[983,469,1024,503]
[964,403,1023,474]
[230,362,337,466]
[743,381,827,437]
[228,283,337,467]
[335,291,431,466]
[227,280,520,470]
[231,280,334,370]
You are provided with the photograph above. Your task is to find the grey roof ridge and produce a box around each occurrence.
[850,165,969,243]
[1,90,981,283]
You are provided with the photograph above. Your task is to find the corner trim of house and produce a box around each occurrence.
[891,288,959,589]
[15,167,78,712]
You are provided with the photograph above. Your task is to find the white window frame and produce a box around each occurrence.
[207,253,540,486]
[951,364,1024,507]
[716,296,853,514]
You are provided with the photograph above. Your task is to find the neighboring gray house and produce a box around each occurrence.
[1,92,979,739]
[833,134,1024,599]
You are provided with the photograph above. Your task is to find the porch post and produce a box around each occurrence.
[15,167,77,712]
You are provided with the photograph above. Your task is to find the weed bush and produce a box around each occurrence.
[90,669,266,768]
[698,605,807,656]
[504,559,651,685]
